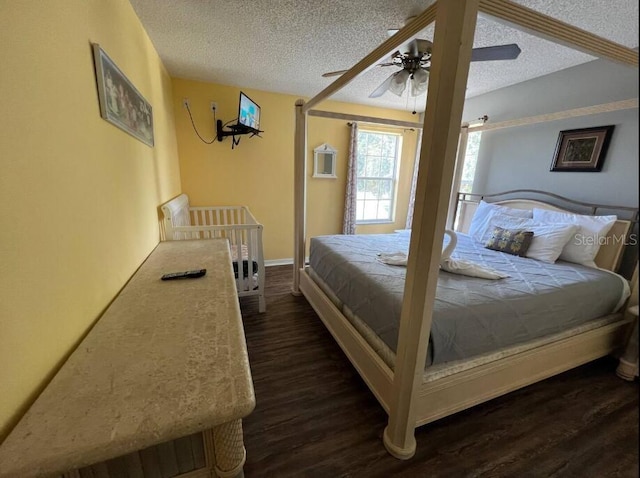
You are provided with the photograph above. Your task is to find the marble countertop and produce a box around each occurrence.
[0,240,255,477]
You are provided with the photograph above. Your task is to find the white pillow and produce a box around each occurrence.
[485,214,579,263]
[468,200,532,242]
[532,209,617,267]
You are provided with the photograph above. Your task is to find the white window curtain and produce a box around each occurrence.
[343,122,358,234]
[405,133,423,229]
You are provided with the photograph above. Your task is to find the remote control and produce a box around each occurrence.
[161,269,207,280]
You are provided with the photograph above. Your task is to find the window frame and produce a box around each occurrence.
[355,129,403,225]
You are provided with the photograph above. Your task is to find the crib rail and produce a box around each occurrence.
[189,206,260,225]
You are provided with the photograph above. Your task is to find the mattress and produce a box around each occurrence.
[308,233,628,367]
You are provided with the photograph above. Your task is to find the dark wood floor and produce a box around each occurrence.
[239,266,639,478]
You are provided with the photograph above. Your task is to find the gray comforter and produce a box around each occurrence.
[309,233,625,366]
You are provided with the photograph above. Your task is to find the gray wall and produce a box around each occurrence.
[462,59,638,276]
[463,58,638,207]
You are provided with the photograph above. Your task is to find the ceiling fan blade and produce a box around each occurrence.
[406,39,420,57]
[369,73,396,98]
[405,39,433,57]
[322,69,350,78]
[414,39,432,56]
[471,43,521,62]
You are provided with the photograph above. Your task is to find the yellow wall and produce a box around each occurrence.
[0,0,181,439]
[173,79,419,260]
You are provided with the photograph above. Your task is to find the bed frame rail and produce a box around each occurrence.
[415,315,630,426]
[299,269,394,411]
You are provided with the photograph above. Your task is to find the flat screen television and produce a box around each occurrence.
[237,92,260,132]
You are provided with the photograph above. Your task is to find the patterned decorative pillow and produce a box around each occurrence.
[485,226,534,257]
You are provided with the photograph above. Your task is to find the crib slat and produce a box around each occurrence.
[216,209,221,226]
[235,228,243,291]
[247,229,254,292]
[242,211,247,244]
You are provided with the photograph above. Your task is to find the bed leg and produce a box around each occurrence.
[383,426,416,460]
[291,265,303,296]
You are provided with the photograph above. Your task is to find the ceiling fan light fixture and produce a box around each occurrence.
[388,70,410,96]
[410,69,429,96]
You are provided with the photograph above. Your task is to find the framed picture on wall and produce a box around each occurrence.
[92,43,154,147]
[550,125,614,172]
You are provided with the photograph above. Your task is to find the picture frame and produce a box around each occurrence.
[550,125,614,172]
[92,43,154,147]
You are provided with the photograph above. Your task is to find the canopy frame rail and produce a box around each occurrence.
[468,98,639,133]
[478,0,639,66]
[308,110,423,129]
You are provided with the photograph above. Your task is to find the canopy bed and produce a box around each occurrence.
[291,0,639,460]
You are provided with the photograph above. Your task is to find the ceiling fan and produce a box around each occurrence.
[322,35,521,99]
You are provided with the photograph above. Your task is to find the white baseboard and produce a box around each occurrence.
[264,258,309,267]
[265,258,293,267]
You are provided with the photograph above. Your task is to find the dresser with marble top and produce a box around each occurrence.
[0,239,255,478]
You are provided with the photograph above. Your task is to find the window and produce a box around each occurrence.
[453,131,483,230]
[459,131,482,193]
[356,131,402,223]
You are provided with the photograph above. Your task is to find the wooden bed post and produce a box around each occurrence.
[292,99,307,295]
[383,0,480,459]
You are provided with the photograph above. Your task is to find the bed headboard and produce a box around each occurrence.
[453,190,638,273]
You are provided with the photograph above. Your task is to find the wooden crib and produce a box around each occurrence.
[161,194,266,312]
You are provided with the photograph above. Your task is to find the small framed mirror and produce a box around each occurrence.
[313,143,337,178]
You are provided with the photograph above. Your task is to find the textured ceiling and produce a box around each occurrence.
[129,0,638,113]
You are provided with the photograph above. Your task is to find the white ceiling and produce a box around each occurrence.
[129,0,638,113]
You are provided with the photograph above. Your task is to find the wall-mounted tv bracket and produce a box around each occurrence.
[216,120,263,149]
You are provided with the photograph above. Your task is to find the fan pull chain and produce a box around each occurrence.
[412,96,417,115]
